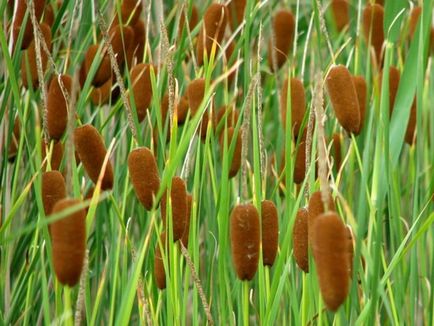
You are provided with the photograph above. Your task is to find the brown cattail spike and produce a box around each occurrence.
[186,78,205,116]
[261,200,278,267]
[268,10,295,70]
[405,100,416,145]
[109,25,134,66]
[362,4,384,64]
[227,0,246,31]
[280,78,306,138]
[51,198,86,286]
[42,171,66,216]
[293,131,307,184]
[41,140,64,171]
[74,124,114,190]
[352,75,367,134]
[154,232,166,289]
[47,75,72,140]
[179,5,199,37]
[127,147,160,210]
[84,45,112,87]
[12,0,45,50]
[161,177,187,241]
[219,127,242,178]
[90,77,113,106]
[180,194,193,248]
[387,66,400,115]
[130,63,155,122]
[21,23,52,89]
[230,204,260,280]
[330,0,349,32]
[307,191,335,244]
[326,65,361,134]
[409,6,421,38]
[120,0,142,26]
[197,4,228,65]
[292,207,309,272]
[331,133,342,173]
[311,212,350,311]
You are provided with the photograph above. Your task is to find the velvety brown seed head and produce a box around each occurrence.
[84,45,112,87]
[346,225,354,278]
[43,3,55,27]
[280,78,306,138]
[196,3,228,65]
[187,78,206,116]
[351,75,367,134]
[127,19,145,65]
[21,23,52,89]
[292,207,309,272]
[127,147,160,210]
[109,25,134,66]
[330,0,349,31]
[161,93,170,124]
[230,204,260,280]
[7,117,21,162]
[261,200,278,267]
[41,140,64,171]
[161,177,187,241]
[90,77,112,106]
[379,66,400,115]
[176,96,189,125]
[362,4,384,64]
[326,65,361,133]
[293,131,307,184]
[331,133,342,172]
[12,0,45,50]
[120,0,142,26]
[42,171,66,216]
[308,191,336,244]
[180,194,193,248]
[154,232,166,290]
[179,5,199,37]
[50,198,86,287]
[216,106,239,131]
[227,0,246,31]
[219,127,242,178]
[311,212,350,311]
[268,10,295,70]
[47,74,72,140]
[73,124,114,190]
[409,6,421,38]
[130,63,155,122]
[405,99,416,145]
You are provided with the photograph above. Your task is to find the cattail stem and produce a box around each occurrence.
[66,73,78,196]
[303,104,316,202]
[242,281,249,326]
[74,249,88,326]
[312,72,330,211]
[97,13,138,142]
[314,0,335,65]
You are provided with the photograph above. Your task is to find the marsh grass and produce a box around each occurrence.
[1,0,433,325]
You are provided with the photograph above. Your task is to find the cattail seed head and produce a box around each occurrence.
[326,65,361,134]
[330,0,349,32]
[352,75,367,134]
[177,96,190,125]
[90,77,112,106]
[180,194,193,248]
[161,176,187,241]
[21,23,52,89]
[12,0,45,50]
[261,200,278,267]
[130,63,155,122]
[154,232,166,289]
[73,124,114,190]
[362,4,384,64]
[126,19,146,66]
[219,126,242,178]
[230,203,260,281]
[186,78,205,116]
[311,211,350,311]
[179,5,199,37]
[308,191,335,244]
[43,3,55,27]
[120,0,143,26]
[294,132,307,184]
[84,45,112,87]
[331,133,342,173]
[41,140,64,171]
[409,6,421,38]
[216,106,239,132]
[109,25,134,66]
[379,66,400,115]
[42,171,66,216]
[197,3,228,66]
[405,99,416,145]
[127,147,160,210]
[47,74,72,140]
[268,10,295,70]
[227,0,246,31]
[51,198,86,286]
[292,207,309,272]
[280,78,306,138]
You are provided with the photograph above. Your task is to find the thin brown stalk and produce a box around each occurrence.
[65,72,78,196]
[74,249,88,326]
